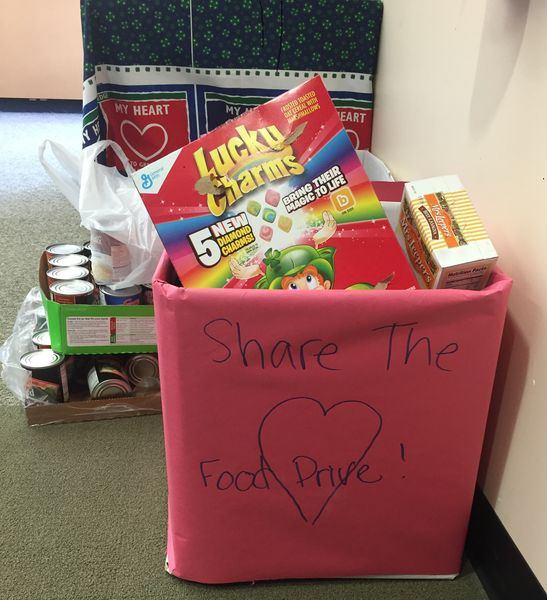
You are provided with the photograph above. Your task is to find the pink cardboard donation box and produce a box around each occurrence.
[153,253,511,584]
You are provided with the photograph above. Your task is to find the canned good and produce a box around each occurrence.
[20,349,69,403]
[141,283,154,305]
[81,241,92,258]
[46,243,84,260]
[87,361,132,398]
[126,354,159,386]
[48,254,90,269]
[90,229,131,283]
[32,329,51,349]
[50,280,96,305]
[46,266,90,287]
[99,285,141,305]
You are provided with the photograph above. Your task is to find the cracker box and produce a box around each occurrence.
[400,176,498,290]
[133,77,417,291]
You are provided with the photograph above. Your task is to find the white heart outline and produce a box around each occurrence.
[120,120,169,161]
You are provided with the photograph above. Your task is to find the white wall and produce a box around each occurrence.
[0,0,83,99]
[372,0,547,589]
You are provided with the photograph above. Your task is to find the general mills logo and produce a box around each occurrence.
[141,173,153,190]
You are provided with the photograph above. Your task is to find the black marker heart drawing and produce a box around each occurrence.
[258,397,383,525]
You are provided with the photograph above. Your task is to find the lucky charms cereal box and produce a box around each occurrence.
[132,76,417,291]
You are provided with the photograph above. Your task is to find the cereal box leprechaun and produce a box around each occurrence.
[132,76,417,290]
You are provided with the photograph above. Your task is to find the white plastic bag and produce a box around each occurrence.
[38,139,164,289]
[0,288,43,405]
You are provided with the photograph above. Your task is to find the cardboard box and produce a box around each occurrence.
[39,253,157,355]
[153,252,511,583]
[401,176,498,290]
[25,391,161,426]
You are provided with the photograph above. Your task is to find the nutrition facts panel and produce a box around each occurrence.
[66,316,157,346]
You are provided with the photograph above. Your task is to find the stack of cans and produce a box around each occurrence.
[45,241,154,306]
[25,241,160,404]
[21,345,160,403]
[87,354,160,398]
[46,243,95,305]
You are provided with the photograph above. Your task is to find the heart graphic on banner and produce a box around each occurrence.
[258,397,383,524]
[120,120,168,162]
[345,128,360,150]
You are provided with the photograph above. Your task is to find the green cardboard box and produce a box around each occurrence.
[39,253,157,355]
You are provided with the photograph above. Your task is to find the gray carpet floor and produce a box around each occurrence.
[0,105,490,600]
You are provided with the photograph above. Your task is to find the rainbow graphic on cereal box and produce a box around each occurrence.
[133,76,417,290]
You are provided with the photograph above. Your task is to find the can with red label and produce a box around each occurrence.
[46,266,90,287]
[45,243,84,261]
[32,329,51,349]
[20,349,69,403]
[87,360,132,399]
[49,280,96,304]
[48,254,90,269]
